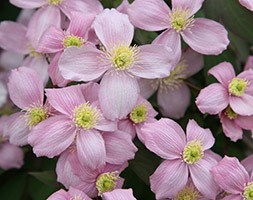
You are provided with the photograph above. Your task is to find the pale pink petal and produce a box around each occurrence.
[196,83,229,115]
[93,9,134,50]
[26,6,61,49]
[59,46,108,82]
[235,115,253,130]
[220,114,243,142]
[229,94,253,116]
[181,48,204,77]
[157,84,191,119]
[244,56,253,71]
[127,0,171,31]
[76,130,106,170]
[60,0,103,19]
[28,115,75,158]
[99,71,139,120]
[137,96,158,117]
[241,154,253,174]
[136,118,157,143]
[8,67,44,109]
[37,26,65,53]
[208,62,235,87]
[0,81,7,108]
[141,118,186,159]
[150,160,188,199]
[172,0,204,16]
[67,12,94,37]
[103,131,137,165]
[189,154,219,199]
[47,189,70,200]
[17,9,35,26]
[117,0,130,14]
[0,51,24,70]
[0,142,24,170]
[95,116,118,132]
[80,82,99,103]
[239,0,253,11]
[75,182,97,198]
[130,44,173,79]
[22,55,49,86]
[238,69,253,95]
[103,189,136,200]
[223,195,243,200]
[68,187,91,200]
[0,21,29,54]
[182,18,229,55]
[138,78,158,99]
[153,29,181,66]
[6,112,29,146]
[56,150,81,189]
[211,156,249,194]
[45,85,85,116]
[118,119,136,139]
[186,119,215,150]
[10,0,45,9]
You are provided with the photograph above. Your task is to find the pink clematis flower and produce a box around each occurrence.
[37,12,95,87]
[139,48,203,119]
[196,62,253,116]
[47,187,91,200]
[212,156,253,200]
[6,67,51,146]
[239,0,253,11]
[118,96,158,140]
[141,118,219,199]
[59,8,174,120]
[28,83,137,170]
[127,0,229,58]
[69,153,127,198]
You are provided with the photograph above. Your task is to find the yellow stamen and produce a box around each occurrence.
[63,35,85,48]
[47,0,62,5]
[174,185,201,200]
[130,104,148,124]
[96,172,118,195]
[244,182,253,200]
[25,106,49,127]
[183,140,203,164]
[224,106,238,120]
[228,78,249,97]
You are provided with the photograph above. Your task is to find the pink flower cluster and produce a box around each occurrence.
[0,0,252,199]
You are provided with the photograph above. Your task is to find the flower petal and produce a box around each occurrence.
[186,119,215,150]
[130,44,173,79]
[93,9,134,50]
[211,156,249,194]
[141,118,186,160]
[103,189,136,200]
[235,115,253,130]
[28,115,75,158]
[157,84,191,119]
[208,62,235,87]
[0,81,7,108]
[47,189,70,200]
[239,0,253,11]
[127,0,171,31]
[103,131,137,165]
[150,160,188,199]
[59,46,108,82]
[172,0,204,16]
[138,78,158,99]
[0,50,24,70]
[10,0,45,9]
[196,83,229,115]
[8,67,44,109]
[229,94,253,116]
[182,18,229,55]
[0,21,29,54]
[76,130,106,170]
[68,187,91,200]
[45,85,85,116]
[241,154,253,174]
[99,71,139,120]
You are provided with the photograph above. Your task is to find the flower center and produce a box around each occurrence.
[63,35,85,49]
[183,140,203,164]
[160,60,187,91]
[48,0,63,5]
[228,78,249,97]
[130,104,148,124]
[73,103,100,130]
[244,182,253,200]
[96,172,118,195]
[169,8,195,32]
[224,106,238,120]
[28,46,41,57]
[25,106,49,127]
[110,45,138,70]
[174,185,201,200]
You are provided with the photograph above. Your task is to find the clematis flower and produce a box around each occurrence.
[239,0,253,11]
[196,62,253,116]
[141,118,219,199]
[212,156,253,200]
[28,84,137,170]
[0,116,24,170]
[37,12,95,87]
[219,106,253,142]
[6,67,51,146]
[69,153,127,197]
[139,48,203,119]
[59,8,174,120]
[47,187,91,200]
[127,0,229,58]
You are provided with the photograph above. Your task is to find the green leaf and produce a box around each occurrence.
[28,171,57,187]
